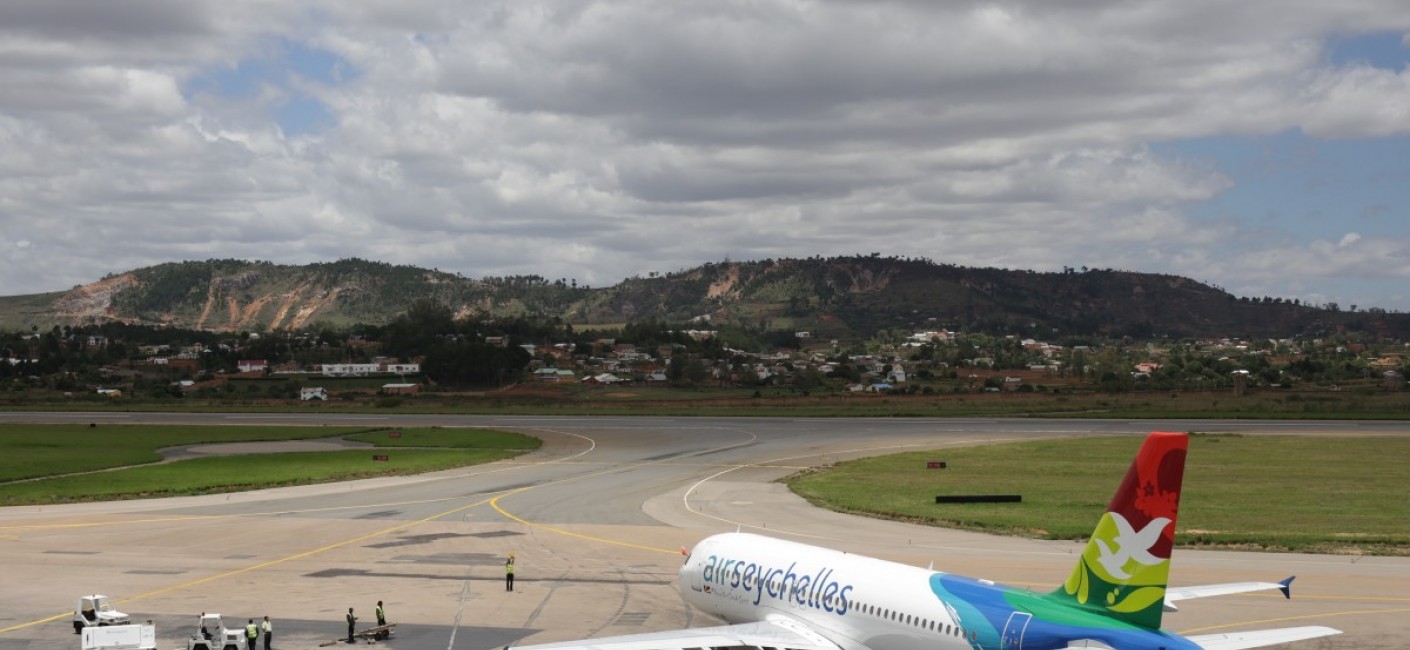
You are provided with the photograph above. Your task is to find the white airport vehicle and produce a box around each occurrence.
[73,595,130,633]
[81,622,156,650]
[506,432,1341,650]
[186,613,244,650]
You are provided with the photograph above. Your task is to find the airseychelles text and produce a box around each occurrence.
[702,555,854,614]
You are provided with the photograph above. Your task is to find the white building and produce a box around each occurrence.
[319,363,381,377]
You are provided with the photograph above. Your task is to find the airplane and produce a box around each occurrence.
[508,431,1340,650]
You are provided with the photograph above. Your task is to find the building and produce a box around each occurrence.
[319,363,381,377]
[1231,369,1250,396]
[237,360,268,374]
[300,387,328,401]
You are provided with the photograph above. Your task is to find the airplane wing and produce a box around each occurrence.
[504,619,841,650]
[1163,577,1294,612]
[1186,626,1341,650]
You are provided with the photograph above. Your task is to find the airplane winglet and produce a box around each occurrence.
[1278,576,1294,600]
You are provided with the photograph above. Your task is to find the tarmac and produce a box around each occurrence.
[1,414,1407,650]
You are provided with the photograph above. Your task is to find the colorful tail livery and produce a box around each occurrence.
[506,432,1341,650]
[1055,431,1186,629]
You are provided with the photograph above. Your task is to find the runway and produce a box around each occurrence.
[1,414,1406,649]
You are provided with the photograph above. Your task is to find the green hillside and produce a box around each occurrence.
[0,256,1404,339]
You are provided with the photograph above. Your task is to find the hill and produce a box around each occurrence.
[0,256,1404,339]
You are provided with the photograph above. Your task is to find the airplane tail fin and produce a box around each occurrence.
[1051,432,1188,629]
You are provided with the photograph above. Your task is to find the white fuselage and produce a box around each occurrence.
[679,533,983,650]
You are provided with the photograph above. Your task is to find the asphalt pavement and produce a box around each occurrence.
[1,414,1406,650]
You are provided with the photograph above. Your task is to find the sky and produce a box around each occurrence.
[2,2,1409,313]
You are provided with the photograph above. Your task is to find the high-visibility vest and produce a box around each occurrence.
[261,621,272,634]
[376,605,384,621]
[246,623,258,639]
[507,560,515,575]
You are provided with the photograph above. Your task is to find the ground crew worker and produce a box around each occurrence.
[244,619,258,650]
[376,601,386,627]
[261,616,272,650]
[346,607,357,643]
[506,553,516,592]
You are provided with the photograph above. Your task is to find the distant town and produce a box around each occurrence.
[2,311,1405,403]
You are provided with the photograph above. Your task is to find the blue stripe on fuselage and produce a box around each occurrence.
[930,575,1202,650]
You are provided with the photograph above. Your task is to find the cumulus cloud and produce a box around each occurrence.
[0,0,1408,311]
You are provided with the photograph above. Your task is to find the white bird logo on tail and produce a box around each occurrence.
[1095,514,1170,579]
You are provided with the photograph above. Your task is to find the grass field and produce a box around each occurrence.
[0,424,540,506]
[785,434,1410,555]
[0,424,377,482]
[0,449,518,505]
[5,386,1410,419]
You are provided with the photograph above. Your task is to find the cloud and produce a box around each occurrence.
[0,1,1409,312]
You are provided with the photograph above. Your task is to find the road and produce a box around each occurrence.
[1,414,1407,650]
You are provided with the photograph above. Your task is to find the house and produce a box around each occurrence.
[96,388,122,397]
[584,373,622,385]
[381,383,421,395]
[886,364,907,383]
[534,368,563,382]
[237,360,268,374]
[300,387,328,401]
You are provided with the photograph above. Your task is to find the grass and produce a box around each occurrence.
[0,449,520,505]
[785,434,1410,555]
[0,424,375,482]
[0,424,538,505]
[3,387,1410,419]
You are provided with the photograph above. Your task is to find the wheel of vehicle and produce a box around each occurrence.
[73,621,83,634]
